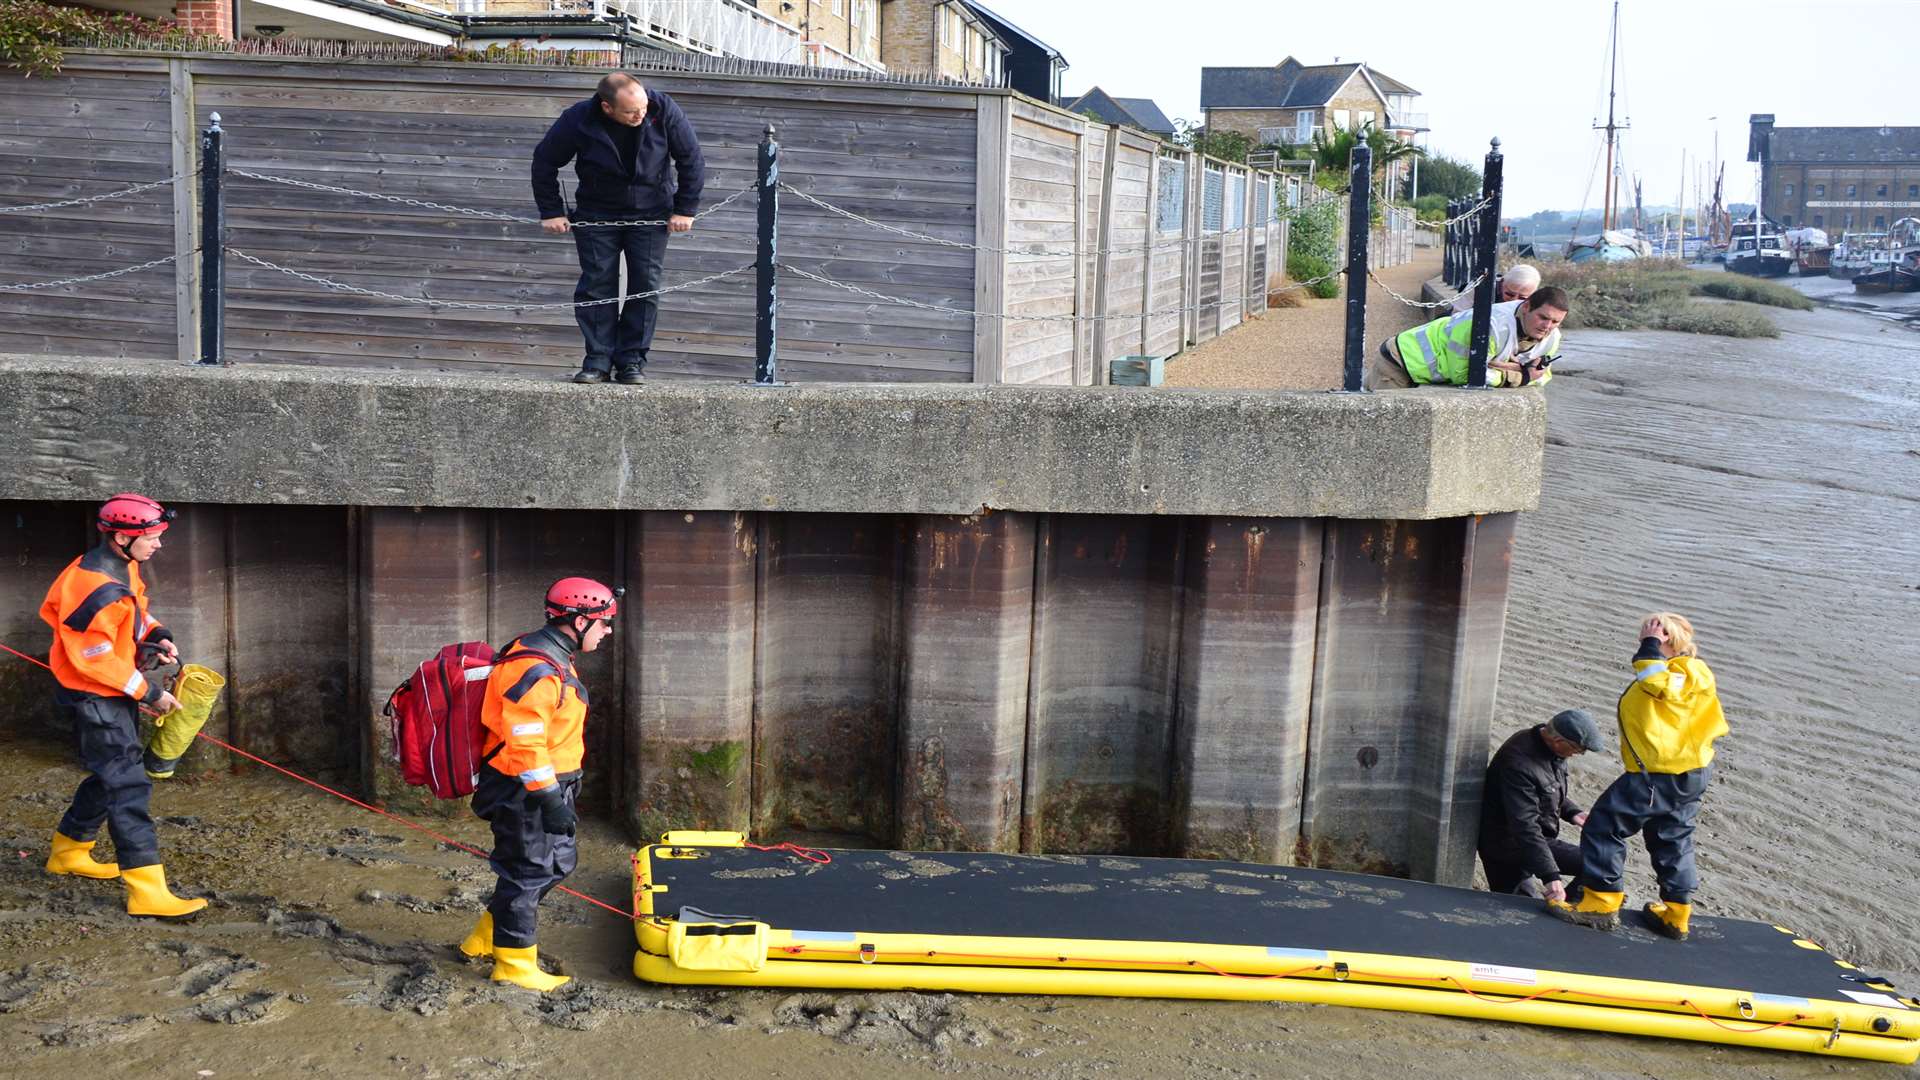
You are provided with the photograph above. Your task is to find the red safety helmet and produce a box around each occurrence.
[544,576,623,622]
[97,493,175,536]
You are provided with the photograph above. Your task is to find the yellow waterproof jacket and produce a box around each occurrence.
[1616,642,1727,774]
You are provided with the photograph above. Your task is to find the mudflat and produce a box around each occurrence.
[1,300,1914,1077]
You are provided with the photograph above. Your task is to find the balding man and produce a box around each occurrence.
[533,72,706,385]
[1451,263,1541,313]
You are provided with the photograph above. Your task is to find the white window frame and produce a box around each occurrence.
[1294,110,1315,142]
[1332,108,1351,130]
[830,0,843,15]
[1357,110,1375,130]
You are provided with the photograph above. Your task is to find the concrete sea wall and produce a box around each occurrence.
[0,355,1544,884]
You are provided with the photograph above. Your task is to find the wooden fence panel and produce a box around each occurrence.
[0,67,178,360]
[4,55,1295,383]
[1000,99,1080,385]
[1099,131,1154,368]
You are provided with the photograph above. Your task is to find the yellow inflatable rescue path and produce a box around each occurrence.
[633,833,1918,1064]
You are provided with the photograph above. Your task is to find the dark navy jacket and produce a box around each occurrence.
[530,91,705,220]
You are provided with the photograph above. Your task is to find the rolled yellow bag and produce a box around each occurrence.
[143,664,227,779]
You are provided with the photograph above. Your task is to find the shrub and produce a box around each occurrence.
[0,0,189,76]
[1287,253,1340,299]
[1688,273,1814,310]
[1656,304,1780,338]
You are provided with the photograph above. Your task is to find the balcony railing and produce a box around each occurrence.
[431,0,883,71]
[1388,110,1430,132]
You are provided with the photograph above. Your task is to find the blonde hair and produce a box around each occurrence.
[1648,611,1698,657]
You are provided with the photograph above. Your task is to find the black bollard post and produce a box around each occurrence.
[753,124,779,386]
[1465,138,1504,389]
[198,113,224,366]
[1340,144,1372,392]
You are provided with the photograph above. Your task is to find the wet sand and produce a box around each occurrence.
[2,298,1917,1077]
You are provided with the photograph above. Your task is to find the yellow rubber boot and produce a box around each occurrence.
[1643,901,1692,941]
[1548,888,1624,931]
[122,864,208,918]
[459,911,494,959]
[490,945,570,992]
[46,832,120,880]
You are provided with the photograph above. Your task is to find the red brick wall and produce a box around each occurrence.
[175,0,234,40]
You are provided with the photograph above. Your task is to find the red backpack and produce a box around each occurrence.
[383,642,495,799]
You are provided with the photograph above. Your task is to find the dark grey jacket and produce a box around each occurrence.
[531,90,704,220]
[1477,725,1587,881]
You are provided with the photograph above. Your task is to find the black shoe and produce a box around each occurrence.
[573,368,610,384]
[614,366,645,385]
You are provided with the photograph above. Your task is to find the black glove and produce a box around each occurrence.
[529,785,576,837]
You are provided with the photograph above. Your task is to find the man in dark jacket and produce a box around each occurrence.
[532,71,705,385]
[1477,708,1602,901]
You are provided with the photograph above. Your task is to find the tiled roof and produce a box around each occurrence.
[1113,97,1176,135]
[1201,60,1409,110]
[1065,88,1177,137]
[1764,126,1920,164]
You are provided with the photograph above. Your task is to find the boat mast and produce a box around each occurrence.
[1596,1,1623,231]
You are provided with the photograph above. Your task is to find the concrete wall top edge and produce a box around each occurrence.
[0,355,1544,520]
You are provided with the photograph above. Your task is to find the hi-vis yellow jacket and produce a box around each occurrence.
[1394,299,1562,386]
[1616,640,1727,774]
[480,628,589,792]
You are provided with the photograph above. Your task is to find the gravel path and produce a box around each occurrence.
[1165,249,1445,390]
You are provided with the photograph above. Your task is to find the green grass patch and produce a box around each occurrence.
[1287,253,1341,299]
[1539,258,1802,338]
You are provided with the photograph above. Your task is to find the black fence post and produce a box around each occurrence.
[197,113,224,366]
[1341,144,1372,392]
[753,124,779,386]
[1446,198,1462,286]
[1465,137,1504,389]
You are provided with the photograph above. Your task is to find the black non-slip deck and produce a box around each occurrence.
[646,845,1912,1010]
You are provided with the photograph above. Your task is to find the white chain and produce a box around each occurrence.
[780,183,1312,259]
[779,262,1344,321]
[1412,195,1495,230]
[573,185,754,227]
[227,248,755,310]
[229,168,751,228]
[0,175,184,214]
[1368,269,1487,309]
[230,169,541,223]
[0,251,190,292]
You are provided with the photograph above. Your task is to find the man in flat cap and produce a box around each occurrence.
[1477,709,1603,900]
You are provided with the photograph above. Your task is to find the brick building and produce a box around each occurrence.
[1750,114,1920,234]
[1199,57,1426,146]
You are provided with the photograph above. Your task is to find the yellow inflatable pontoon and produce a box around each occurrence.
[633,833,1918,1064]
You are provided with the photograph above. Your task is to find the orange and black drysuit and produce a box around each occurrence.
[40,543,174,870]
[472,625,590,950]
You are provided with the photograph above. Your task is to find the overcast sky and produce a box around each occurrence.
[984,0,1920,215]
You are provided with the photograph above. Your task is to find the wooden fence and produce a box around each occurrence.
[1,51,1293,385]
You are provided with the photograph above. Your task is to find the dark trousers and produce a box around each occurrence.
[571,218,669,373]
[1481,839,1582,895]
[1577,767,1710,904]
[54,688,160,870]
[472,766,580,949]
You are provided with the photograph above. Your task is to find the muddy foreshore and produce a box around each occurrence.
[3,299,1916,1078]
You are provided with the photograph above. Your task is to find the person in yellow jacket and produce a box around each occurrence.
[40,493,207,918]
[1373,286,1569,389]
[1549,613,1727,940]
[459,576,621,991]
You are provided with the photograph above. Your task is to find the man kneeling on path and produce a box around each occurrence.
[41,494,206,917]
[1373,285,1569,389]
[460,577,621,991]
[1477,709,1603,901]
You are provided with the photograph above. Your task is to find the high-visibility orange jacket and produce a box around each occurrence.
[480,627,589,791]
[40,545,170,704]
